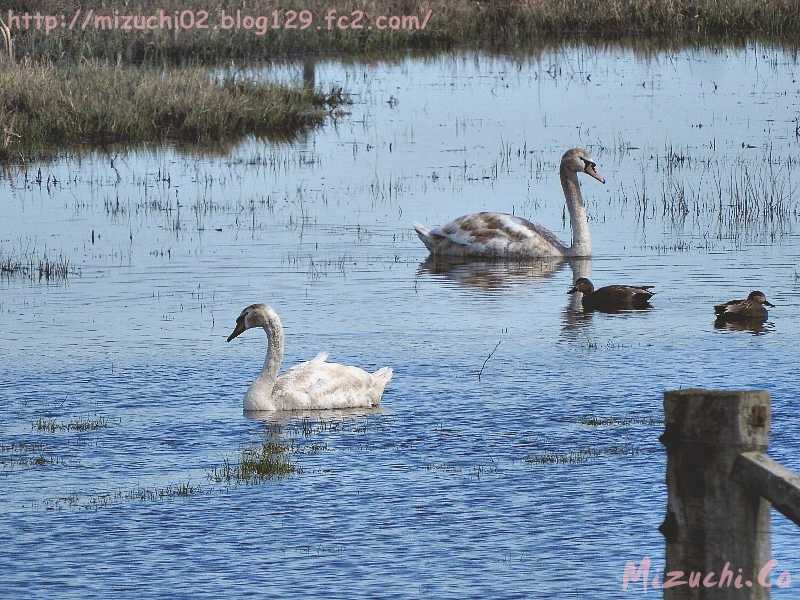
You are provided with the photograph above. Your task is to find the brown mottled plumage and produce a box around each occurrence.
[714,291,774,322]
[413,148,604,258]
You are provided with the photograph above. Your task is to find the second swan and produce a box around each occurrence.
[413,147,604,258]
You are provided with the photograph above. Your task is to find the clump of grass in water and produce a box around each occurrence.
[0,60,344,162]
[33,416,113,432]
[579,415,663,427]
[524,445,644,465]
[0,246,78,281]
[210,441,300,484]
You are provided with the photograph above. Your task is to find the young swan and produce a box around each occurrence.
[413,148,605,258]
[714,291,774,322]
[227,304,393,412]
[568,277,655,310]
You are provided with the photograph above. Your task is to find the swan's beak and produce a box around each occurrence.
[227,319,246,342]
[586,165,605,184]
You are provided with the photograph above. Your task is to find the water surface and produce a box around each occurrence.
[2,44,800,598]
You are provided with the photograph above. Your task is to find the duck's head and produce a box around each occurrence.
[568,277,595,295]
[561,148,605,184]
[747,291,774,307]
[227,303,270,341]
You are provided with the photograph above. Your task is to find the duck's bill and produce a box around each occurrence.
[567,287,577,294]
[764,300,775,307]
[586,165,605,184]
[227,321,246,342]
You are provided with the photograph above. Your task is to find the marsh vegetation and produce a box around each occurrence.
[6,0,800,64]
[0,60,343,161]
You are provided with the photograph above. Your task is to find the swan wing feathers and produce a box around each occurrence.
[273,358,390,410]
[427,212,565,256]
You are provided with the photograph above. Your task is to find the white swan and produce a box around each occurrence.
[227,304,393,412]
[413,148,604,258]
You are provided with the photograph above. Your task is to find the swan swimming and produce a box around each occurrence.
[227,304,393,412]
[413,148,604,258]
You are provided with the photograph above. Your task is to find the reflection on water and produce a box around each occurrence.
[244,406,387,425]
[417,255,570,291]
[2,45,800,599]
[714,318,774,335]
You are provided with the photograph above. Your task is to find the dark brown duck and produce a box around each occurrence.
[714,290,774,322]
[567,277,654,310]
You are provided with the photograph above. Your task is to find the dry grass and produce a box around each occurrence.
[0,59,342,160]
[5,0,800,64]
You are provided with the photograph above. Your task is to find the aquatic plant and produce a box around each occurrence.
[0,243,78,281]
[209,441,300,484]
[33,416,114,433]
[0,60,343,161]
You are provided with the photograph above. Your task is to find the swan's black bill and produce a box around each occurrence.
[227,319,246,342]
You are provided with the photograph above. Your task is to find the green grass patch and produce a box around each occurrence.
[0,60,343,161]
[209,441,301,484]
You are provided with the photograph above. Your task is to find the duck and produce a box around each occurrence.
[227,304,393,412]
[568,277,655,310]
[714,291,774,322]
[413,148,604,258]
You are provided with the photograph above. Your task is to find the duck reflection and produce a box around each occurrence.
[713,318,774,335]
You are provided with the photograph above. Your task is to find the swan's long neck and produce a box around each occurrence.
[256,310,284,393]
[560,167,592,257]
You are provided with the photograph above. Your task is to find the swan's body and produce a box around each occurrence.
[413,148,604,258]
[227,304,392,412]
[568,277,654,310]
[714,291,774,323]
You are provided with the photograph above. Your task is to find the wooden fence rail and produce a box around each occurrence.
[660,389,800,599]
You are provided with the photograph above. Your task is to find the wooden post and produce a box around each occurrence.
[660,389,771,599]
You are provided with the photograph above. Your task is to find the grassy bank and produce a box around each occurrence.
[0,60,342,161]
[3,0,800,64]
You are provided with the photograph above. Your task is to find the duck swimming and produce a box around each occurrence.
[567,277,654,310]
[714,291,774,323]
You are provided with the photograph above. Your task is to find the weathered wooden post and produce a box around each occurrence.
[660,389,771,599]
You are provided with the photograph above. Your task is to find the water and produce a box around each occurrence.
[2,44,800,598]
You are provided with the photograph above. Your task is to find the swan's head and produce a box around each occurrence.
[747,291,774,307]
[561,148,605,184]
[567,277,595,295]
[227,303,271,342]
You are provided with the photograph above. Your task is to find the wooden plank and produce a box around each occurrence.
[735,452,800,527]
[661,389,771,600]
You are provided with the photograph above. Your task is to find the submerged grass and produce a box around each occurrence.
[209,441,300,484]
[0,60,343,161]
[6,0,800,63]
